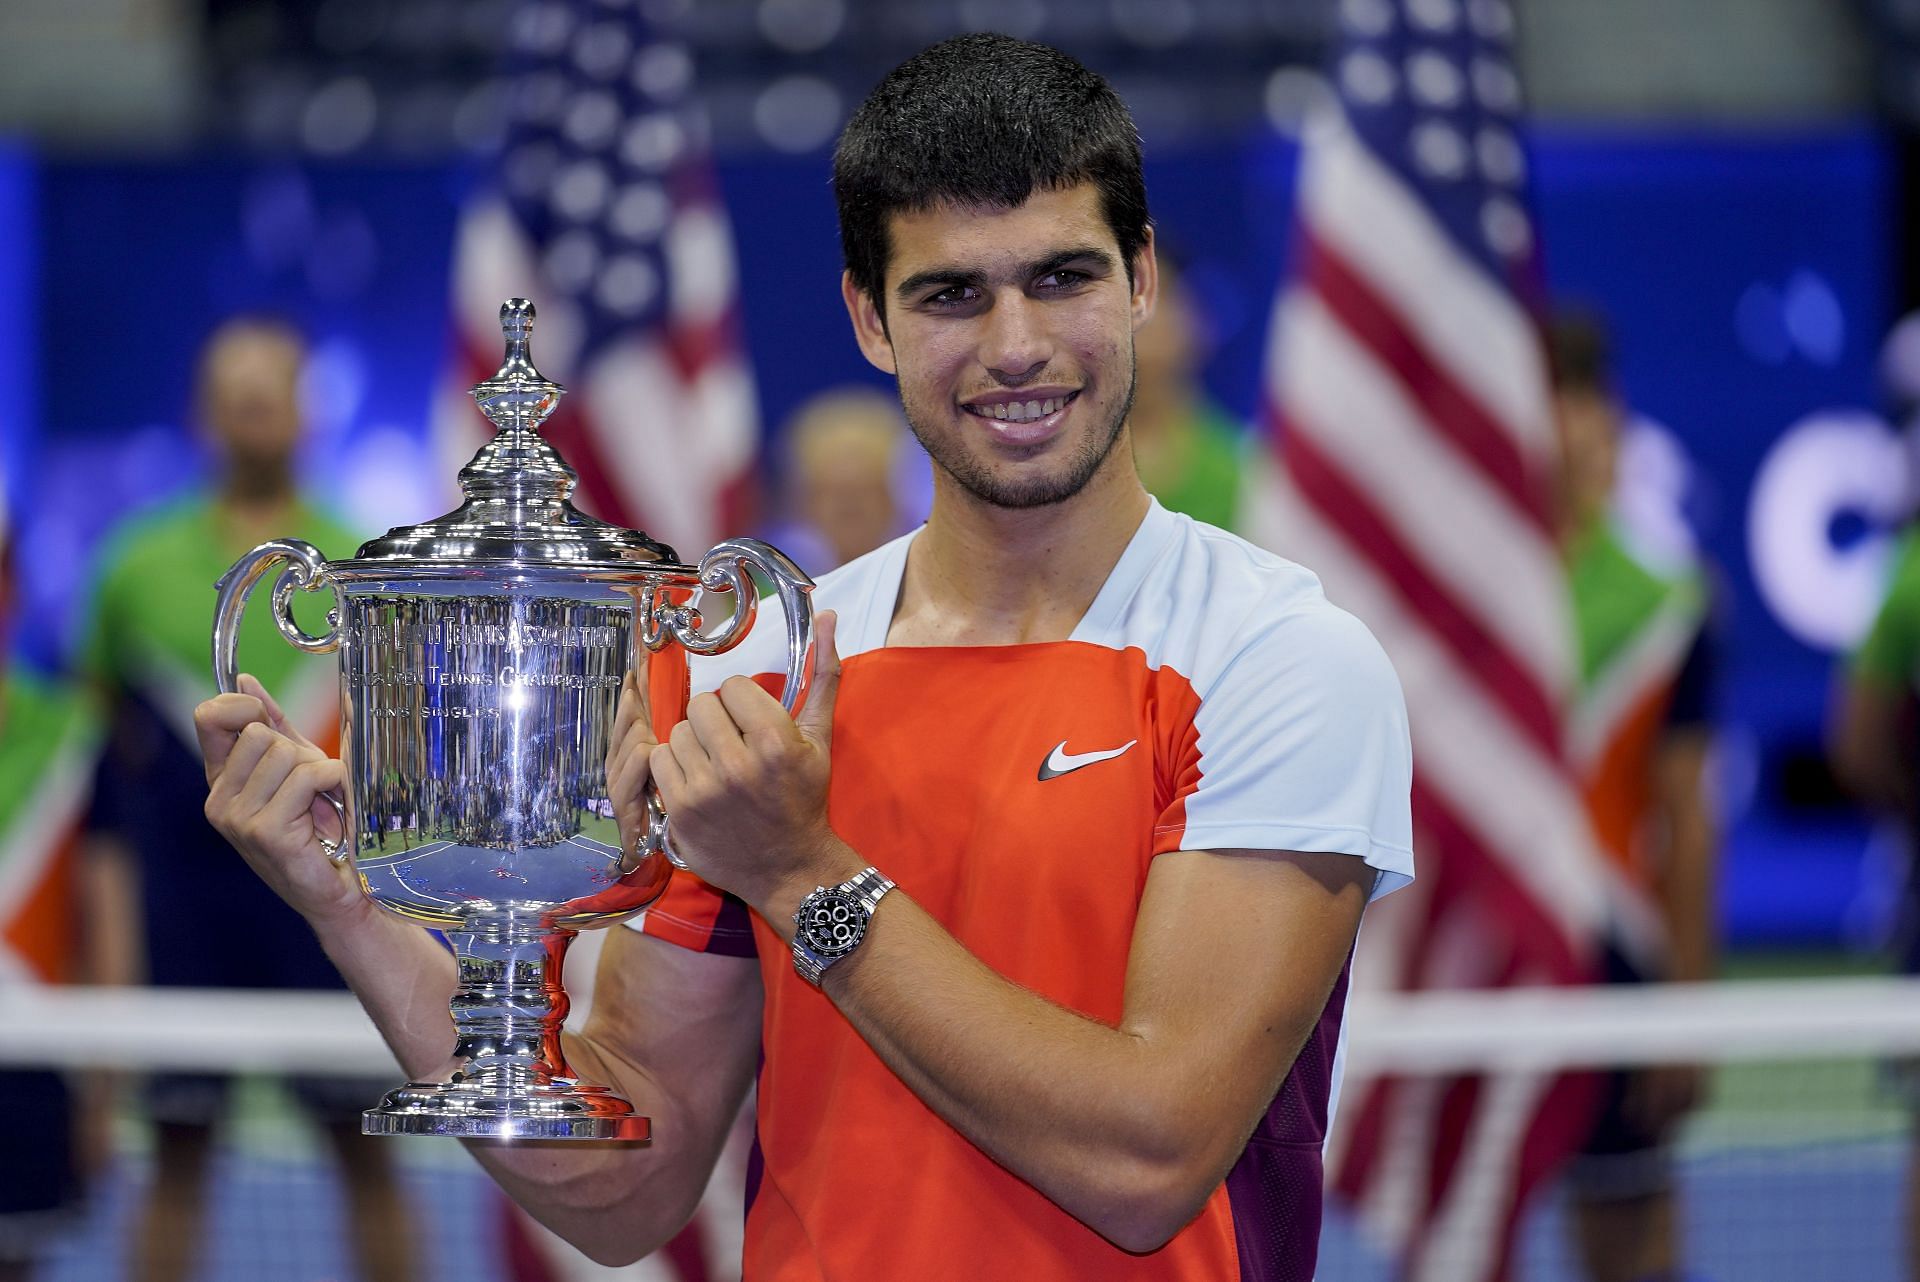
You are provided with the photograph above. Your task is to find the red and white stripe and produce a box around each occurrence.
[1248,113,1604,1280]
[434,189,758,559]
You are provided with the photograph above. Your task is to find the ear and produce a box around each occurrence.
[842,271,898,376]
[1129,226,1159,333]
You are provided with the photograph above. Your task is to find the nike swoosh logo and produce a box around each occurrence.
[1037,739,1138,781]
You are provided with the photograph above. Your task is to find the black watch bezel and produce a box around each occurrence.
[799,886,868,958]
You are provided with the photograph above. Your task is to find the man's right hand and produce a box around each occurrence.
[195,673,364,927]
[606,663,660,861]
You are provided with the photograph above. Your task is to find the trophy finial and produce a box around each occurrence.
[472,297,564,435]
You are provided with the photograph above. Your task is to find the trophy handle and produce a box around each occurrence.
[211,539,350,865]
[639,538,816,871]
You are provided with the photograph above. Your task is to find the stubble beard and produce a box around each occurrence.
[900,355,1138,511]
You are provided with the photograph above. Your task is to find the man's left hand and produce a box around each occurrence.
[650,609,861,923]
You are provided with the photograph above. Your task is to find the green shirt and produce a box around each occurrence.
[0,664,95,846]
[1855,529,1920,690]
[1566,519,1702,691]
[80,496,359,727]
[0,662,97,977]
[1139,405,1247,534]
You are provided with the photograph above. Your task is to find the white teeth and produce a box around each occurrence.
[974,394,1068,423]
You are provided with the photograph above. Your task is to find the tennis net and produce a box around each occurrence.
[6,974,1917,1280]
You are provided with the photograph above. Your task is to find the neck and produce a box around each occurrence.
[1128,380,1197,437]
[891,445,1152,647]
[218,471,299,543]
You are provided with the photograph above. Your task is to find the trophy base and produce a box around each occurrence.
[362,1078,652,1142]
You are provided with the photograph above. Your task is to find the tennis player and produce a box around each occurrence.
[197,34,1413,1279]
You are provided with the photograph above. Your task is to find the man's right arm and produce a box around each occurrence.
[194,679,763,1267]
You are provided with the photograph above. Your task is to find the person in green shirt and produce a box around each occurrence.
[1550,312,1720,1282]
[78,316,417,1282]
[1832,524,1920,1282]
[0,490,102,1282]
[1129,250,1247,532]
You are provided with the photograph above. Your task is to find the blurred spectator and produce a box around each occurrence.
[1828,315,1920,1282]
[1129,251,1247,531]
[1549,311,1720,1282]
[770,386,919,573]
[76,317,417,1282]
[0,488,99,1281]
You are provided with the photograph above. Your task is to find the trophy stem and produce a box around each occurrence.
[362,915,651,1141]
[446,921,575,1088]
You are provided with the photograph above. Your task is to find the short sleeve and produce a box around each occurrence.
[1153,602,1414,899]
[75,537,133,693]
[630,871,760,957]
[1854,533,1920,689]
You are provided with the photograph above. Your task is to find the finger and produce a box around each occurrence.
[255,758,349,854]
[236,674,317,751]
[205,721,280,815]
[611,697,659,788]
[718,673,795,743]
[649,741,687,807]
[793,609,841,751]
[233,734,314,819]
[611,735,656,812]
[610,667,643,757]
[196,693,271,783]
[667,718,714,783]
[686,690,751,774]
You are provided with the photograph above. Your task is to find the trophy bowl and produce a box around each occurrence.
[210,299,813,1141]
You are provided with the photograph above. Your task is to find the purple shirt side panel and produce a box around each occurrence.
[1225,955,1353,1282]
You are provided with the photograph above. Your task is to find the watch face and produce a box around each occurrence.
[801,887,866,958]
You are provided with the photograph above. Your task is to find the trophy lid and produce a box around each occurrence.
[349,299,679,569]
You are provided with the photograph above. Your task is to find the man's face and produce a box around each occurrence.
[1552,385,1619,532]
[201,329,305,474]
[842,183,1155,511]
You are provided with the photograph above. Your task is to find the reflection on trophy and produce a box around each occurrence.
[210,298,814,1140]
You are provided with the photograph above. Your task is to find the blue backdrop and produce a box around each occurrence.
[5,124,1898,950]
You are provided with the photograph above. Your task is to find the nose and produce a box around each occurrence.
[978,293,1052,384]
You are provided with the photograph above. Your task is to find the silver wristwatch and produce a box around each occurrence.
[790,867,895,987]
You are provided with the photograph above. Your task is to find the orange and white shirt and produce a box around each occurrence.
[633,500,1413,1280]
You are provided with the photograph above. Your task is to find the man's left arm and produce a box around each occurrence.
[1651,623,1719,985]
[798,842,1371,1253]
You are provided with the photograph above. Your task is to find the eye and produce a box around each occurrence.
[1037,269,1088,289]
[923,285,980,310]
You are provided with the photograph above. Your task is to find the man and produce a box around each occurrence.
[81,317,417,1282]
[1548,313,1718,1282]
[773,385,919,573]
[196,36,1413,1278]
[1831,514,1920,1282]
[0,493,99,1282]
[1129,250,1247,531]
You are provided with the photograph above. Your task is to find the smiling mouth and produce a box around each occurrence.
[963,392,1078,423]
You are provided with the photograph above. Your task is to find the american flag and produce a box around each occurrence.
[1243,0,1608,1276]
[435,0,758,557]
[450,4,755,1277]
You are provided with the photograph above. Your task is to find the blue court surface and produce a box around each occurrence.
[31,1130,1906,1280]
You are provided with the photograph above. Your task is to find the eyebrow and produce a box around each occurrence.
[892,245,1117,304]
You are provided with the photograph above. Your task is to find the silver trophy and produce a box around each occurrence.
[211,299,813,1140]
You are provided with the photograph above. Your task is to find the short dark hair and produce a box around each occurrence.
[1544,308,1614,395]
[832,33,1151,313]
